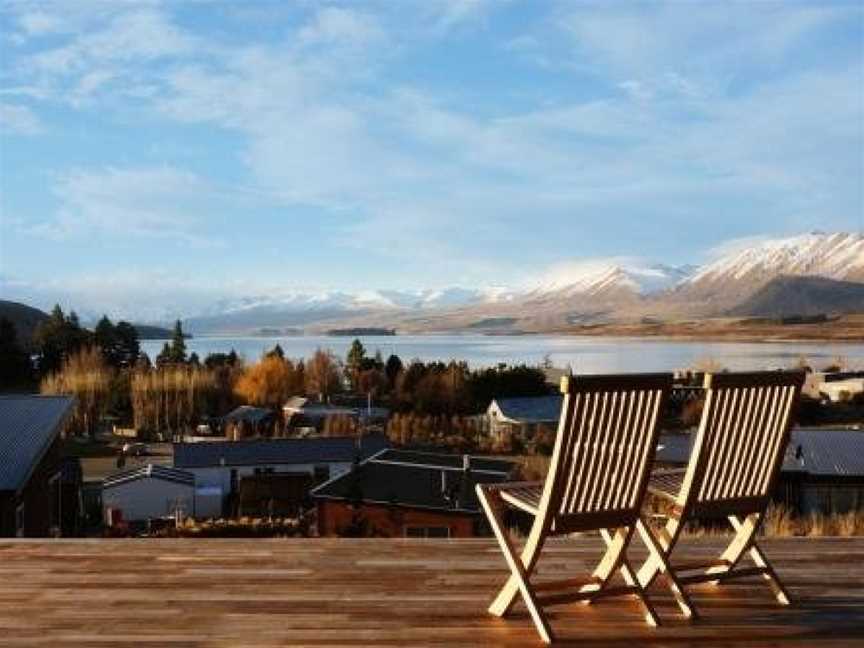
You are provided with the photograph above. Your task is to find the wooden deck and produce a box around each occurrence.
[0,537,862,646]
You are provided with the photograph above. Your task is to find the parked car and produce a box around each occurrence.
[122,442,148,457]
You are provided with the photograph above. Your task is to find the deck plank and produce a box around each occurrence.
[0,537,862,646]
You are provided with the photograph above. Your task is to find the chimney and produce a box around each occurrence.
[462,454,470,472]
[440,470,448,496]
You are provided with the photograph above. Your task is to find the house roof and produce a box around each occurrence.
[0,395,75,492]
[173,433,389,469]
[490,395,563,424]
[372,449,517,475]
[782,429,864,478]
[103,464,195,488]
[311,449,512,513]
[223,406,274,424]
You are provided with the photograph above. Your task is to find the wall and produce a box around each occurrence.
[102,478,194,522]
[317,500,478,538]
[0,438,62,537]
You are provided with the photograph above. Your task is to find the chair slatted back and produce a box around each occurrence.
[539,374,672,531]
[679,372,804,515]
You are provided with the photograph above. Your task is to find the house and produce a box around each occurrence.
[283,396,389,433]
[173,434,389,517]
[820,379,864,403]
[223,405,276,439]
[651,427,864,516]
[778,428,864,515]
[0,395,75,537]
[311,449,518,538]
[487,395,562,442]
[102,465,197,523]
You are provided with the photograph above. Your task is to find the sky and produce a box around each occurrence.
[0,0,862,320]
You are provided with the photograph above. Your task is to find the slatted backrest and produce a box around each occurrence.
[678,371,804,513]
[537,373,672,528]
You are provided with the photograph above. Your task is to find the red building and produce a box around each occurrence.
[311,449,517,538]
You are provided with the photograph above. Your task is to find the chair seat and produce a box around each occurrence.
[648,468,685,502]
[497,481,544,515]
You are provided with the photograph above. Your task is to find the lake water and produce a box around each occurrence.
[140,335,864,373]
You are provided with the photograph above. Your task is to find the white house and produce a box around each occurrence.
[172,434,390,516]
[102,465,197,523]
[820,379,864,403]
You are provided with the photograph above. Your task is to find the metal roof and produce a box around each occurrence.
[373,449,517,475]
[223,406,274,424]
[0,395,75,491]
[173,433,389,469]
[490,395,563,424]
[103,464,195,488]
[783,429,864,478]
[311,452,510,513]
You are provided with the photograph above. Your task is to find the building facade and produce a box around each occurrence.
[0,395,75,537]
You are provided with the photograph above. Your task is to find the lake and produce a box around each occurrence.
[140,335,864,373]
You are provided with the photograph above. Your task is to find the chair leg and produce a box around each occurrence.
[636,517,699,620]
[704,513,760,586]
[487,503,547,618]
[636,515,681,590]
[728,515,791,605]
[595,528,660,626]
[477,487,555,644]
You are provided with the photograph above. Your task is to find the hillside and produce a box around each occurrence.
[0,300,49,344]
[729,275,864,318]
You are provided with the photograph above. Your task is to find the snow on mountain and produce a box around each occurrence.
[681,232,864,299]
[530,260,694,299]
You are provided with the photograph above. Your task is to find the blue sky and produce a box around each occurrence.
[0,0,862,318]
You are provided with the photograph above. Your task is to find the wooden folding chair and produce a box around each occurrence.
[477,373,673,644]
[636,371,805,619]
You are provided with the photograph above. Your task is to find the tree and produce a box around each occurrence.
[305,348,342,401]
[265,344,285,360]
[345,338,366,388]
[385,354,403,387]
[170,320,187,363]
[33,304,91,375]
[0,318,33,389]
[234,355,302,409]
[41,347,112,437]
[114,321,140,367]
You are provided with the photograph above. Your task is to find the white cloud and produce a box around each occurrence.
[297,7,385,49]
[0,103,43,134]
[21,166,227,247]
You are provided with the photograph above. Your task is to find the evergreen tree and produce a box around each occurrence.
[114,321,140,367]
[169,320,187,363]
[385,354,403,386]
[189,352,201,367]
[266,343,285,360]
[345,338,366,388]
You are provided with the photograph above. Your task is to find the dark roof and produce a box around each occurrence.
[491,395,563,424]
[655,433,693,466]
[311,451,510,513]
[0,395,74,491]
[174,434,389,469]
[782,429,864,478]
[103,465,195,488]
[373,449,517,475]
[223,406,274,424]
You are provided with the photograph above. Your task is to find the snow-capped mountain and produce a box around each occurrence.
[528,261,695,301]
[676,232,864,305]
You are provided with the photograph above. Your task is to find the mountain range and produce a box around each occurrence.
[4,232,862,336]
[181,232,863,334]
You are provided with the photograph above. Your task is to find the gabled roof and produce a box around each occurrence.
[0,395,74,492]
[311,449,512,513]
[103,464,195,488]
[490,395,563,424]
[782,429,864,478]
[223,406,274,424]
[173,433,389,469]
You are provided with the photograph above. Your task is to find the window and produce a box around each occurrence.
[404,525,450,538]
